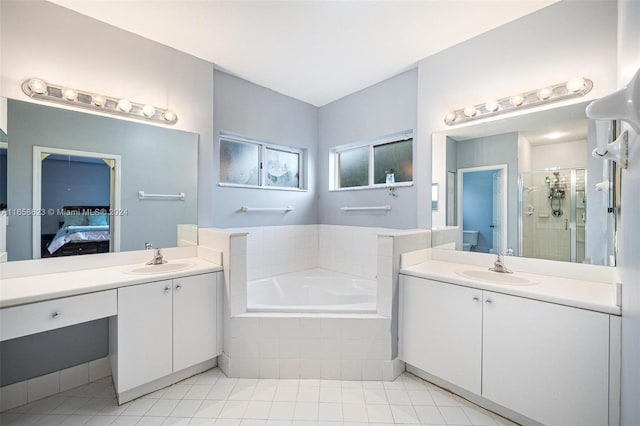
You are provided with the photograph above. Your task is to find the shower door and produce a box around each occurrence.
[519,168,585,263]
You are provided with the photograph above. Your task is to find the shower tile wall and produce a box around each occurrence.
[522,170,585,263]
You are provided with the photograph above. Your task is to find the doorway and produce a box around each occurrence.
[457,164,507,254]
[32,146,121,259]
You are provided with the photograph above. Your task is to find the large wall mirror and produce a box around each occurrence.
[432,101,617,266]
[2,98,199,262]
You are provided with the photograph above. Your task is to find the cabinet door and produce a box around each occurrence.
[482,291,609,426]
[173,273,218,371]
[399,275,483,394]
[117,280,173,392]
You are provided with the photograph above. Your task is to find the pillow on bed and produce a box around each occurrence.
[88,213,109,226]
[63,213,88,227]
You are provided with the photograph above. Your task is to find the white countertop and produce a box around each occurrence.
[0,257,222,308]
[400,260,620,315]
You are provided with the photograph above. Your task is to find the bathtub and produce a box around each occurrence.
[247,268,377,313]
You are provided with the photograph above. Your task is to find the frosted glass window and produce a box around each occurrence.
[265,148,300,188]
[338,146,369,188]
[373,139,413,184]
[220,139,259,186]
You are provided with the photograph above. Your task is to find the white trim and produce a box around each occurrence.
[219,134,306,190]
[456,164,508,254]
[330,131,414,190]
[329,181,414,192]
[32,146,122,259]
[0,142,7,149]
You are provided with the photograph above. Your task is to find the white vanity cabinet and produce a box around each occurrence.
[399,275,482,394]
[482,291,609,426]
[399,274,613,426]
[114,272,220,398]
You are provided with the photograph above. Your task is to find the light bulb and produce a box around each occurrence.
[141,105,156,118]
[62,88,78,102]
[444,111,457,125]
[463,105,477,118]
[162,110,177,123]
[92,95,106,107]
[537,87,553,100]
[510,95,524,107]
[117,99,132,113]
[485,100,500,112]
[27,78,47,95]
[566,77,586,93]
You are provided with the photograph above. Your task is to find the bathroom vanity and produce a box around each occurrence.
[399,251,620,426]
[0,255,223,405]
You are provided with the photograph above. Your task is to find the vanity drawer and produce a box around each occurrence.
[0,290,117,341]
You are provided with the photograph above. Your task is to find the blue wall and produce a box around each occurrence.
[462,170,494,253]
[41,158,111,234]
[213,70,318,228]
[318,69,418,228]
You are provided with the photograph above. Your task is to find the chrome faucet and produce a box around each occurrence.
[144,242,153,250]
[147,248,167,265]
[490,253,512,274]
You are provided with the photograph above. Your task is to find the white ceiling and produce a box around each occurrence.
[49,0,557,107]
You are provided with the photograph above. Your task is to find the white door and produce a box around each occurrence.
[399,275,483,394]
[117,280,173,392]
[173,273,218,371]
[482,291,609,425]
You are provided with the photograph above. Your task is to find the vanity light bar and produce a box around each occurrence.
[444,77,593,126]
[21,78,178,125]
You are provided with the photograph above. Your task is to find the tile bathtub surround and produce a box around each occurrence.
[0,367,518,426]
[225,316,396,381]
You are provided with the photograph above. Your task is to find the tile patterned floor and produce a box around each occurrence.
[0,369,519,426]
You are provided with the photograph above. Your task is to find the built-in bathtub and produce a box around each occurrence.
[247,268,377,313]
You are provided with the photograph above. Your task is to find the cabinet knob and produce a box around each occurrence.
[473,296,480,302]
[485,299,492,304]
[164,286,171,294]
[52,311,61,319]
[175,283,182,291]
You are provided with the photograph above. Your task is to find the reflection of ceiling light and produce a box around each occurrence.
[510,95,525,107]
[20,78,178,125]
[547,132,566,140]
[444,77,593,126]
[485,100,500,112]
[463,106,477,117]
[62,88,78,101]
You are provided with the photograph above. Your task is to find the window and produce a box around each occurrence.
[331,132,413,190]
[219,133,305,190]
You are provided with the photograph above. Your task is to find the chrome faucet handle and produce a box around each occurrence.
[490,252,512,274]
[144,242,153,250]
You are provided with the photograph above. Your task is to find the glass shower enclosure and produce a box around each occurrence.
[518,168,586,263]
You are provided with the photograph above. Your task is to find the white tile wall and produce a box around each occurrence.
[225,316,395,381]
[1,356,111,412]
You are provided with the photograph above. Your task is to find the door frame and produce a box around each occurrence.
[457,164,508,253]
[32,146,122,259]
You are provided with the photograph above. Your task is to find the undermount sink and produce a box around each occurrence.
[456,269,538,286]
[126,263,192,275]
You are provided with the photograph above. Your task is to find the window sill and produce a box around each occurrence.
[329,182,414,192]
[218,182,308,192]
